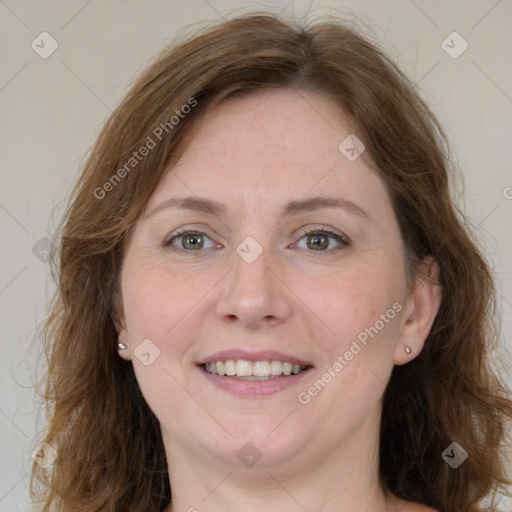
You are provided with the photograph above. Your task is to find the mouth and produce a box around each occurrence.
[196,350,314,396]
[202,359,310,380]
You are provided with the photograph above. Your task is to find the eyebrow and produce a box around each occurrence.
[146,195,368,220]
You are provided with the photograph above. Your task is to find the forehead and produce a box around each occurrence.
[175,88,350,169]
[145,88,391,219]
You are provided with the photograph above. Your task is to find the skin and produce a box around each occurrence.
[116,88,442,512]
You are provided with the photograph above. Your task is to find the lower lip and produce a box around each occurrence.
[199,366,313,397]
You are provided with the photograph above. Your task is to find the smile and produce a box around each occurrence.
[203,359,309,379]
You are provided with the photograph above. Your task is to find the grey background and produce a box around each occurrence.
[1,0,511,509]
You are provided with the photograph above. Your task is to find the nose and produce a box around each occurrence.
[215,243,292,329]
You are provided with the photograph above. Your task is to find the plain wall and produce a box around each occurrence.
[1,0,510,509]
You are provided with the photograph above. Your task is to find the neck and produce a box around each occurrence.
[161,409,399,512]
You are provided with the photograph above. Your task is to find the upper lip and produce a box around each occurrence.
[196,349,313,367]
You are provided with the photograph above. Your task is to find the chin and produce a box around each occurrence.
[197,420,310,470]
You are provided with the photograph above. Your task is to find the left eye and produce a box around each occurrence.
[291,228,350,252]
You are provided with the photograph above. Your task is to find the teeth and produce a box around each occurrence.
[253,361,270,377]
[203,359,308,378]
[225,360,236,376]
[236,360,253,377]
[270,360,283,375]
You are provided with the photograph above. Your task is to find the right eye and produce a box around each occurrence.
[163,229,220,252]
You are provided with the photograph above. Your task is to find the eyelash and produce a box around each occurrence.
[163,226,351,254]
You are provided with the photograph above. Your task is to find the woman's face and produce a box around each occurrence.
[117,88,418,474]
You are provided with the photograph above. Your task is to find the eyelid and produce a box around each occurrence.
[163,227,219,249]
[163,224,351,251]
[295,224,350,244]
[289,225,351,252]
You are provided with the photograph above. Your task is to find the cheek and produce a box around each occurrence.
[123,277,171,339]
[307,270,400,338]
[299,266,405,412]
[296,272,402,437]
[121,259,201,419]
[122,253,204,339]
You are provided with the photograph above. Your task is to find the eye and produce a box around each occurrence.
[291,226,350,252]
[163,229,219,251]
[163,226,350,253]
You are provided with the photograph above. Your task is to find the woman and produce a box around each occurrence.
[31,12,512,512]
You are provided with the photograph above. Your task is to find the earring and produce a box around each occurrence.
[405,345,412,355]
[117,342,127,350]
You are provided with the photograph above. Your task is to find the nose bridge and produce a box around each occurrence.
[215,235,291,327]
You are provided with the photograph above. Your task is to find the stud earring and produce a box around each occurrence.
[405,345,412,355]
[117,342,127,350]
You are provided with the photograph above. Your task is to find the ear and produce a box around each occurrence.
[113,298,131,361]
[394,256,442,365]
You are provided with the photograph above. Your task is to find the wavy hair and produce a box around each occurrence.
[31,12,512,511]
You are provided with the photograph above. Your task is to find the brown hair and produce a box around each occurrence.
[31,12,512,511]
